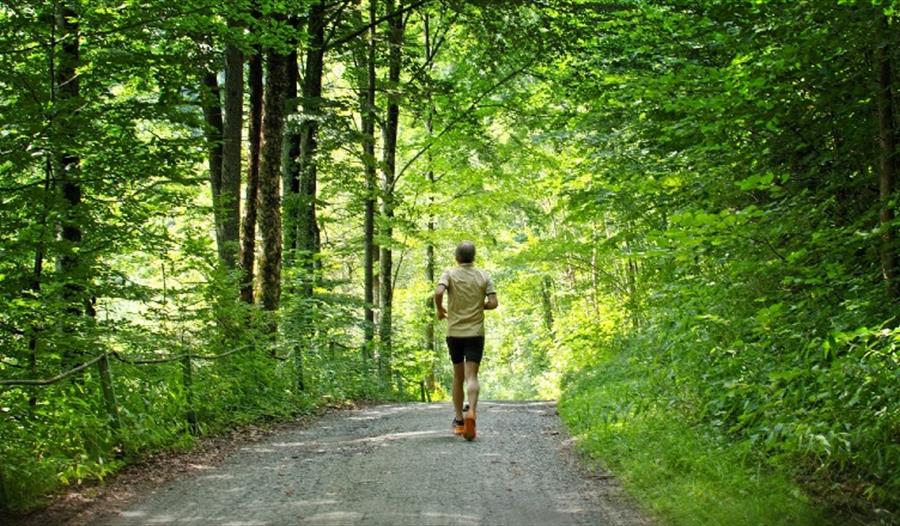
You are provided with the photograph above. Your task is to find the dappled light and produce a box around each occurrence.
[77,402,638,526]
[1,0,898,524]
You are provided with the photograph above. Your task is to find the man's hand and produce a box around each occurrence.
[484,293,498,310]
[434,284,447,320]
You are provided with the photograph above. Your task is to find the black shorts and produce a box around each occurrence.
[446,336,484,365]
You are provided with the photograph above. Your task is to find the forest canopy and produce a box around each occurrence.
[0,0,897,521]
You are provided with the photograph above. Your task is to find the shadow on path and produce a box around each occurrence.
[96,401,650,526]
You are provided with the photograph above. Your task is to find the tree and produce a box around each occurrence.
[240,26,264,304]
[259,51,289,311]
[876,11,898,299]
[378,0,404,385]
[295,0,326,284]
[422,8,437,392]
[54,1,93,371]
[219,19,244,269]
[200,65,229,259]
[362,0,379,357]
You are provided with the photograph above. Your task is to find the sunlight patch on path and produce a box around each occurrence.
[97,402,649,526]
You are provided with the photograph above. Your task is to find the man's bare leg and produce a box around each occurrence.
[465,360,480,418]
[452,362,465,420]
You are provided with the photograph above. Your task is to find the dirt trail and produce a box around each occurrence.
[95,401,649,526]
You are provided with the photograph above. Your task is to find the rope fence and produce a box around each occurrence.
[0,336,314,439]
[0,343,261,387]
[0,353,109,387]
[0,319,438,501]
[0,333,434,510]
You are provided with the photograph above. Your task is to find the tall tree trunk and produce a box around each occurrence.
[220,34,244,268]
[423,11,436,393]
[626,255,640,329]
[28,154,54,404]
[283,47,300,257]
[282,43,303,392]
[62,4,97,317]
[362,0,378,358]
[540,275,555,335]
[56,2,90,370]
[297,0,326,291]
[201,70,225,263]
[876,14,899,299]
[30,16,59,405]
[282,3,326,392]
[28,238,45,406]
[240,44,264,304]
[590,220,600,315]
[259,52,289,311]
[378,0,403,385]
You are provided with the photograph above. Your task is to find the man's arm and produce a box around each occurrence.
[434,284,447,320]
[484,293,498,310]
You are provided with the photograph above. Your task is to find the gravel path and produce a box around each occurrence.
[96,401,650,526]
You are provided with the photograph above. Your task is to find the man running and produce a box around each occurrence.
[434,241,498,441]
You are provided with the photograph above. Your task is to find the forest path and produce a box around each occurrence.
[97,401,650,526]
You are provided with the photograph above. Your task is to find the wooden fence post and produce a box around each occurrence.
[181,354,198,435]
[97,353,121,432]
[419,380,427,402]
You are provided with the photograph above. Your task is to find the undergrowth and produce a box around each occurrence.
[558,347,833,526]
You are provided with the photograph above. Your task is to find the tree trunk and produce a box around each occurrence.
[201,70,225,262]
[876,14,899,299]
[240,46,263,304]
[362,0,378,357]
[259,51,289,311]
[56,2,90,370]
[423,11,436,393]
[378,0,403,385]
[283,47,300,257]
[626,254,640,329]
[590,220,599,315]
[28,155,54,404]
[56,3,81,259]
[220,35,244,268]
[540,275,555,334]
[29,33,59,404]
[297,0,326,292]
[28,245,43,406]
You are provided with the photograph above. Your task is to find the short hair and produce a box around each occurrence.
[455,241,476,263]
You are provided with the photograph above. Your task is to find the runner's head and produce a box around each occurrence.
[455,241,476,264]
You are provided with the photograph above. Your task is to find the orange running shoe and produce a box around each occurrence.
[463,412,476,441]
[452,418,464,435]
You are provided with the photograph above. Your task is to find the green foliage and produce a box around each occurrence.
[559,341,832,526]
[423,0,900,521]
[1,0,898,521]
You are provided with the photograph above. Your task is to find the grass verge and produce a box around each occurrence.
[557,350,833,526]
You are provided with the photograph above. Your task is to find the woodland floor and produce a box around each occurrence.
[6,401,651,526]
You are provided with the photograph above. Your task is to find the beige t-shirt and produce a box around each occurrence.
[439,263,496,337]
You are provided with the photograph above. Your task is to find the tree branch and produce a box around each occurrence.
[324,0,432,51]
[393,63,533,190]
